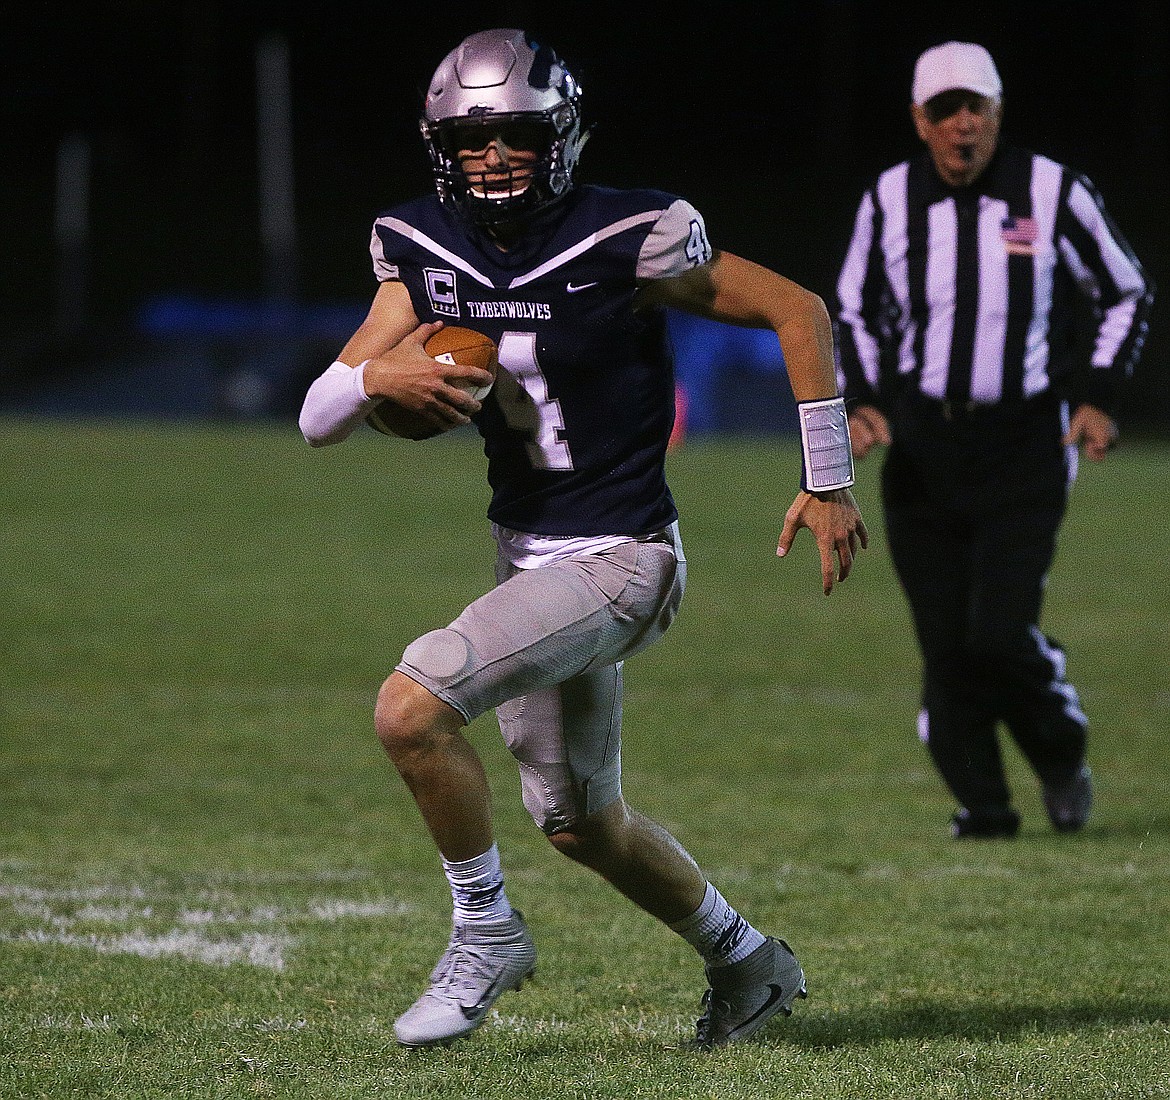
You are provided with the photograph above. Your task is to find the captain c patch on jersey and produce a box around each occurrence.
[425,268,460,318]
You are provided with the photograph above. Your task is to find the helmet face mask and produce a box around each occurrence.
[420,29,587,227]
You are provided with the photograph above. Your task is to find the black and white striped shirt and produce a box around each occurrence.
[836,145,1153,414]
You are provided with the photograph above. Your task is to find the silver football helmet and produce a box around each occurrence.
[420,29,587,226]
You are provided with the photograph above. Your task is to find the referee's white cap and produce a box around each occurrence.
[912,42,1002,106]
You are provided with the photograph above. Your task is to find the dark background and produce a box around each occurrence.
[4,0,1167,425]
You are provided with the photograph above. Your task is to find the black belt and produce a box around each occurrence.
[905,389,1057,422]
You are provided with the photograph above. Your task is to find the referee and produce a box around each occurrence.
[836,42,1154,839]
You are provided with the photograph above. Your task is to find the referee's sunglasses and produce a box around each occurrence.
[923,90,997,124]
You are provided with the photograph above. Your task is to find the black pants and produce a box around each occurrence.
[882,391,1088,816]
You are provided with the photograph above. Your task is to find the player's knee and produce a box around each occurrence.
[547,826,588,862]
[373,675,411,757]
[547,826,618,871]
[374,673,442,761]
[547,800,628,867]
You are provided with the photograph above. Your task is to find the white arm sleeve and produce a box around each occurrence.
[298,361,375,447]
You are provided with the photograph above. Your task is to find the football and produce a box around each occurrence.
[366,326,499,440]
[425,326,498,401]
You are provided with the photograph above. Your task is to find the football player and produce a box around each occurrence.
[299,28,867,1049]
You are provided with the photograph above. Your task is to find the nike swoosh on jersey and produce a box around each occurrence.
[566,280,600,293]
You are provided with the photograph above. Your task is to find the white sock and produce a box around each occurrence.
[441,844,513,926]
[669,882,767,967]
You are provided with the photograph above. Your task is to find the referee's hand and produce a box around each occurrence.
[1063,403,1119,462]
[848,406,891,459]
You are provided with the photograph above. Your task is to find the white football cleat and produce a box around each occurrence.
[688,936,807,1049]
[394,910,536,1047]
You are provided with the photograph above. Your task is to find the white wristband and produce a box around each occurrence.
[797,397,854,492]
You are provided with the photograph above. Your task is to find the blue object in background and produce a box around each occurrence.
[3,296,799,432]
[4,346,223,419]
[667,309,797,434]
[136,295,364,343]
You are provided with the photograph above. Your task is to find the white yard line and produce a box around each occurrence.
[0,870,415,970]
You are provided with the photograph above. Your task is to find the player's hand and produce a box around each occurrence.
[362,322,494,430]
[1063,403,1118,462]
[848,406,891,459]
[777,487,869,596]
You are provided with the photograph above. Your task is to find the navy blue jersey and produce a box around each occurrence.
[370,185,714,536]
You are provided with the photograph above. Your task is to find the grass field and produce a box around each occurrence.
[2,416,1168,1099]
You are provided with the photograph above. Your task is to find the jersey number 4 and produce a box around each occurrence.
[495,331,574,470]
[685,218,712,266]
